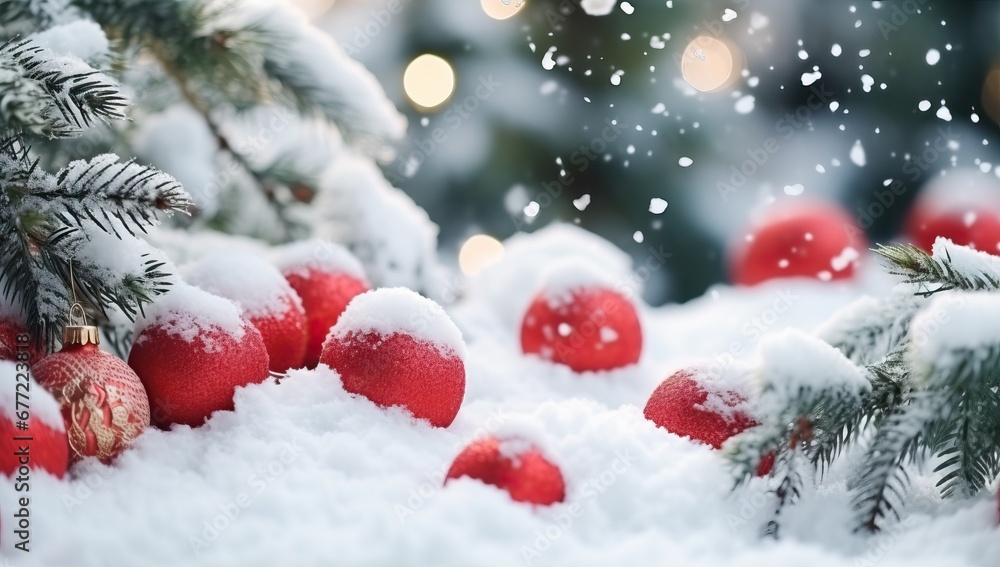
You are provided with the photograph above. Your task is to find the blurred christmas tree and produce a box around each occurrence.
[0,0,444,354]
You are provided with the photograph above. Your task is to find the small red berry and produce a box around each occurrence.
[445,436,565,505]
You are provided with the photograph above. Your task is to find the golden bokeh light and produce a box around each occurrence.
[481,0,527,20]
[403,54,456,111]
[680,36,744,93]
[981,62,1000,127]
[459,235,505,276]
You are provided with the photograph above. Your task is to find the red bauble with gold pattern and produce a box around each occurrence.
[33,325,150,463]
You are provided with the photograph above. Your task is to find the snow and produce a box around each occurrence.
[132,282,247,349]
[30,20,109,64]
[327,287,466,359]
[270,239,367,281]
[536,258,620,306]
[648,198,668,214]
[914,169,1000,213]
[0,360,65,430]
[581,0,616,16]
[315,152,445,296]
[3,263,998,566]
[226,0,406,146]
[687,362,758,422]
[734,95,755,114]
[133,106,219,218]
[931,237,1000,282]
[184,249,302,319]
[466,224,635,330]
[850,140,866,166]
[756,328,870,413]
[908,291,1000,375]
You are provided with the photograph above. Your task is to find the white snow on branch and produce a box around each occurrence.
[908,291,1000,376]
[757,328,870,413]
[230,0,406,149]
[931,237,1000,284]
[30,19,110,64]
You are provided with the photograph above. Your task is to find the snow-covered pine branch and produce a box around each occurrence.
[1,138,191,347]
[847,291,1000,531]
[726,329,870,481]
[817,292,923,366]
[18,153,193,237]
[0,36,126,138]
[875,238,1000,296]
[243,2,406,151]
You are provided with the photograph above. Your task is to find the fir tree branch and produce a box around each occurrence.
[0,37,127,138]
[875,242,1000,297]
[13,153,192,238]
[851,389,946,532]
[924,346,1000,499]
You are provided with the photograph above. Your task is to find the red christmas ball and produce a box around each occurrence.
[644,368,772,476]
[521,286,642,372]
[730,203,863,286]
[905,204,1000,255]
[33,330,149,463]
[0,317,44,365]
[186,250,308,373]
[445,436,565,505]
[275,242,370,370]
[128,286,270,428]
[0,362,69,478]
[319,288,466,428]
[904,170,1000,255]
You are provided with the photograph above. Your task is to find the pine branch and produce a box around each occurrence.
[818,293,922,365]
[762,446,806,539]
[925,346,1000,499]
[13,153,192,238]
[851,388,946,532]
[0,37,127,138]
[875,242,1000,297]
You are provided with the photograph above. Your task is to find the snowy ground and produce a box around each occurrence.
[1,245,997,567]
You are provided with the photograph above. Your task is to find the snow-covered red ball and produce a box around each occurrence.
[729,203,863,286]
[33,338,150,463]
[445,436,565,505]
[520,262,642,372]
[186,249,308,373]
[0,361,68,478]
[128,284,270,428]
[904,170,1000,255]
[319,287,466,428]
[274,240,370,369]
[644,367,772,476]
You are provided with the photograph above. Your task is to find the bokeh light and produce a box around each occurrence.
[481,0,526,20]
[403,54,456,111]
[458,234,505,276]
[680,36,744,92]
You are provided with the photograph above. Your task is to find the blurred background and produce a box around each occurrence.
[294,0,1000,305]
